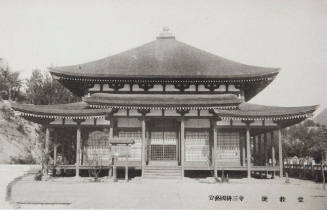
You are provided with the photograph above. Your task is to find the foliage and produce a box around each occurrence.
[87,154,104,181]
[16,123,26,135]
[34,171,43,181]
[25,69,80,105]
[0,102,15,121]
[0,66,23,101]
[283,120,327,162]
[10,154,36,164]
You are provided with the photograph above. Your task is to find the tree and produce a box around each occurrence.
[283,120,327,163]
[0,66,23,100]
[25,69,80,105]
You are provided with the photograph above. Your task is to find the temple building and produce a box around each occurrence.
[12,29,317,179]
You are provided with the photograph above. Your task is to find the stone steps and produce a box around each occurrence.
[143,166,182,179]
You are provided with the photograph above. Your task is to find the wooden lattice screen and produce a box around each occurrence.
[83,130,111,165]
[216,131,240,165]
[150,131,177,161]
[118,131,142,161]
[185,131,210,162]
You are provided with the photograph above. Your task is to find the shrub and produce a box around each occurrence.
[34,171,42,181]
[16,123,26,135]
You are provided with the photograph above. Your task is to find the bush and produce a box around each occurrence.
[16,123,26,135]
[34,171,42,181]
[10,154,36,164]
[0,105,14,121]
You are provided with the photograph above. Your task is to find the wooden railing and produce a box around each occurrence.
[284,163,327,182]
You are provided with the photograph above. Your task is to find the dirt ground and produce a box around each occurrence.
[8,174,327,210]
[0,164,39,209]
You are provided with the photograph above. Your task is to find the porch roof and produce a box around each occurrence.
[11,102,112,119]
[213,103,318,121]
[83,93,242,109]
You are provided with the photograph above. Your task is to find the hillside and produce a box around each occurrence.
[314,108,327,126]
[0,100,42,164]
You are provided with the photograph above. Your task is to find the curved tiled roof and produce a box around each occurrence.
[11,102,112,119]
[83,93,242,109]
[50,37,279,80]
[213,103,318,120]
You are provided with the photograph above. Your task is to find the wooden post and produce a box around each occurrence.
[180,118,185,177]
[109,123,114,139]
[271,131,275,178]
[44,126,50,176]
[253,136,256,166]
[242,132,246,167]
[258,135,262,165]
[213,121,218,177]
[321,152,325,190]
[108,122,113,177]
[113,157,117,181]
[125,145,129,181]
[246,126,251,179]
[141,118,146,177]
[61,131,65,164]
[125,165,128,181]
[53,130,57,165]
[264,133,267,166]
[278,127,283,177]
[76,124,81,177]
[242,144,246,167]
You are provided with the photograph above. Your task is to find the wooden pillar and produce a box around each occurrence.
[271,131,276,177]
[61,130,65,164]
[44,126,50,176]
[125,145,129,181]
[141,118,146,177]
[109,122,114,139]
[212,121,217,177]
[264,133,268,166]
[278,127,283,177]
[125,165,128,181]
[246,126,251,179]
[108,121,113,177]
[75,124,81,177]
[253,136,256,166]
[53,130,58,165]
[258,135,262,165]
[180,118,185,177]
[113,159,117,180]
[242,140,246,167]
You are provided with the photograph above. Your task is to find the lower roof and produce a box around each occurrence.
[11,97,318,124]
[83,93,241,109]
[213,103,318,121]
[11,102,111,119]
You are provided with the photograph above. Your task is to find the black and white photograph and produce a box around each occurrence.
[0,0,327,209]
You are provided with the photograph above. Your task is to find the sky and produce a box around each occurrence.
[0,0,327,115]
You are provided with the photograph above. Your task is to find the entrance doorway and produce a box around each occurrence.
[147,119,179,165]
[150,131,177,161]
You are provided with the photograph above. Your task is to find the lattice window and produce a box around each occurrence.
[83,130,111,165]
[163,131,177,145]
[150,131,177,160]
[111,144,130,161]
[185,131,210,162]
[216,131,240,162]
[83,146,112,165]
[86,130,109,146]
[118,131,142,160]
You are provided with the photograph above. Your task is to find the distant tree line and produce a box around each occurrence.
[0,66,22,101]
[283,120,327,163]
[0,67,80,104]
